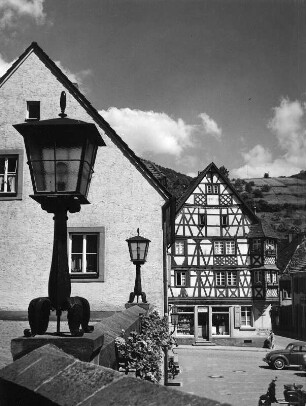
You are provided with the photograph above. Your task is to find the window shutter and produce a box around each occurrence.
[234,306,241,328]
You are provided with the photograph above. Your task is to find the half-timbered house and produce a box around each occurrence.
[168,163,280,344]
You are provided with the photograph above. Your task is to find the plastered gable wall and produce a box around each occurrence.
[0,51,165,312]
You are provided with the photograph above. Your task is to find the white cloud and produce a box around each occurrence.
[0,0,46,29]
[99,107,195,156]
[54,61,92,88]
[199,112,222,139]
[0,53,14,77]
[232,98,306,178]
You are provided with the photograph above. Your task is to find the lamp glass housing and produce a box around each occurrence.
[13,117,105,204]
[126,234,151,264]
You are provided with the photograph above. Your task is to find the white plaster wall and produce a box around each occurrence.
[0,52,165,313]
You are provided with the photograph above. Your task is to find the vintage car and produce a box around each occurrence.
[263,341,306,370]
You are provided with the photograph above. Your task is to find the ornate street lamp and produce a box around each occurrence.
[13,92,105,337]
[126,228,150,303]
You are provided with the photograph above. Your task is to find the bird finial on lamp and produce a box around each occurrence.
[59,91,67,118]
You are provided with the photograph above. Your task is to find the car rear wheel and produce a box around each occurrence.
[273,358,286,370]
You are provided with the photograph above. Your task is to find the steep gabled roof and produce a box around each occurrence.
[247,220,283,240]
[283,238,306,274]
[0,42,171,201]
[140,158,193,198]
[278,233,306,272]
[175,161,258,221]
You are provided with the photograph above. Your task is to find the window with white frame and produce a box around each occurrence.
[174,240,185,256]
[0,150,23,200]
[26,101,40,120]
[265,239,276,254]
[227,271,237,286]
[175,271,188,287]
[214,240,236,255]
[68,227,105,281]
[207,184,219,194]
[216,271,226,286]
[266,271,277,284]
[241,306,252,326]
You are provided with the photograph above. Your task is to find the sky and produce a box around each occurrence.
[1,0,306,179]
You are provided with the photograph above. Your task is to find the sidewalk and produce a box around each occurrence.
[176,335,301,352]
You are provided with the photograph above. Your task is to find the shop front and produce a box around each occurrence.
[171,304,257,344]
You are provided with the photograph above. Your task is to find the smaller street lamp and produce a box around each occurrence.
[126,228,150,303]
[13,92,105,337]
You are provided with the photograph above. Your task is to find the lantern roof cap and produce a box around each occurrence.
[126,234,151,243]
[13,117,105,146]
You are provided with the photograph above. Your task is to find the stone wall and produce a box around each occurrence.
[0,50,166,313]
[0,344,230,406]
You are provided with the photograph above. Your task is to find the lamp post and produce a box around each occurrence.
[13,92,105,336]
[126,228,150,304]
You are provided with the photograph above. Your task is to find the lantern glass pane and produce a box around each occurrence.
[138,241,147,261]
[79,161,91,196]
[129,241,138,261]
[28,137,55,192]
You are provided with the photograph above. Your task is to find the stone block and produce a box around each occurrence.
[11,328,104,363]
[0,345,230,406]
[80,376,230,406]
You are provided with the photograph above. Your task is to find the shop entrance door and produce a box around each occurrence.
[197,307,208,339]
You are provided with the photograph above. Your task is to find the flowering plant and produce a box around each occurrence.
[115,310,175,383]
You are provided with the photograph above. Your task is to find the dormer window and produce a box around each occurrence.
[26,101,40,121]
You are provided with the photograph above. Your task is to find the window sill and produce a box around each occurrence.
[71,278,104,283]
[0,195,22,201]
[239,326,256,331]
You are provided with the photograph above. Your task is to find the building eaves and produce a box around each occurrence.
[0,42,172,202]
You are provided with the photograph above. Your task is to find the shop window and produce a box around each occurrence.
[176,306,194,335]
[241,306,252,326]
[175,271,188,287]
[206,184,219,194]
[212,307,229,335]
[68,227,105,282]
[0,150,23,200]
[174,240,185,256]
[214,240,236,255]
[216,271,226,286]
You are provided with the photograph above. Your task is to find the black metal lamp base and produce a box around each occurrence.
[128,292,147,304]
[24,296,94,337]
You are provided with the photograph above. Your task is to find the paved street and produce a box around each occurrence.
[171,345,306,406]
